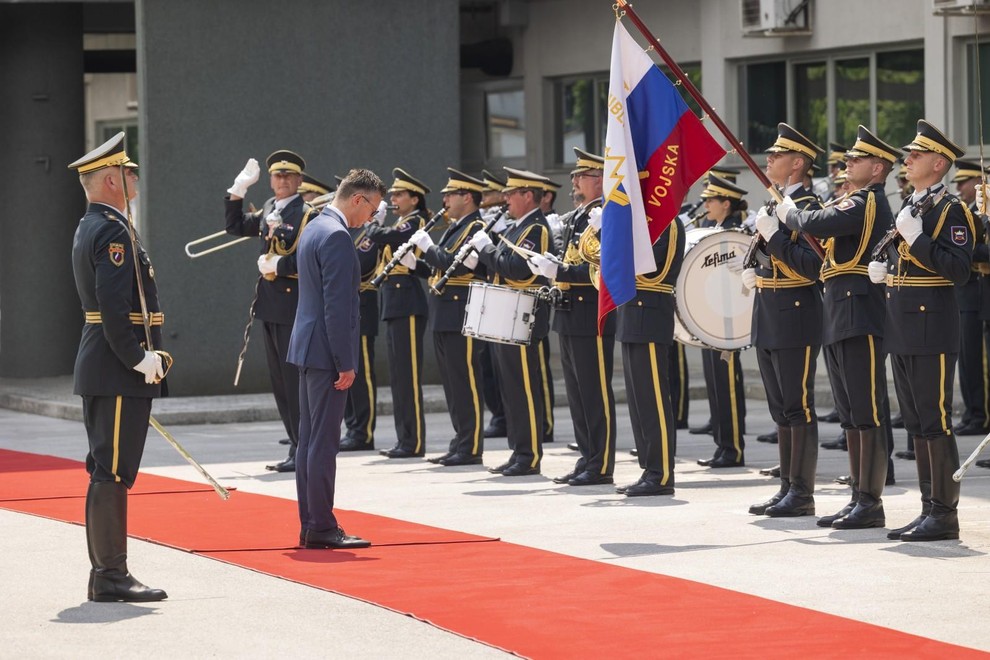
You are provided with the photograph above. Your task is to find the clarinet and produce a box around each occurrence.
[430,208,504,295]
[370,209,447,288]
[742,186,783,268]
[870,189,938,263]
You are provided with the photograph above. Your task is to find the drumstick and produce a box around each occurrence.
[498,235,543,261]
[954,431,990,481]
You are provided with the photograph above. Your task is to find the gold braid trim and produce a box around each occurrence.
[821,190,875,279]
[635,220,679,288]
[273,205,315,256]
[498,224,548,289]
[897,197,952,276]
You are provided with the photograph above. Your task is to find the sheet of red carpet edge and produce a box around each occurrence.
[2,450,986,658]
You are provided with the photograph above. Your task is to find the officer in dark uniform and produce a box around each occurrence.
[69,132,168,602]
[529,148,617,486]
[867,120,974,542]
[976,179,990,470]
[478,169,509,438]
[469,168,553,476]
[777,125,898,529]
[536,176,559,445]
[366,168,430,458]
[950,160,990,436]
[297,172,335,204]
[695,176,748,467]
[744,123,824,517]
[407,169,489,465]
[225,150,315,473]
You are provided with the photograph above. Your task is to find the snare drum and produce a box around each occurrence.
[462,282,539,345]
[674,227,754,351]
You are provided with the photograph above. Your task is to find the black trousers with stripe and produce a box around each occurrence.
[435,331,485,457]
[824,335,886,430]
[668,341,689,428]
[480,341,505,428]
[701,348,745,462]
[343,334,377,445]
[263,320,300,451]
[539,336,555,441]
[560,334,617,476]
[958,310,989,428]
[385,315,426,453]
[622,342,676,487]
[892,353,958,439]
[756,345,819,426]
[82,395,152,488]
[493,340,545,469]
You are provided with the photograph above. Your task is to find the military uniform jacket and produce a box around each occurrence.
[476,209,553,340]
[616,216,685,345]
[881,189,974,355]
[411,210,487,333]
[72,203,164,398]
[975,212,990,321]
[751,186,824,349]
[350,224,381,337]
[783,183,889,345]
[365,212,428,321]
[956,201,984,314]
[552,198,616,337]
[224,194,312,326]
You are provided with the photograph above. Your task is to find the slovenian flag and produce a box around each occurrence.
[598,22,726,332]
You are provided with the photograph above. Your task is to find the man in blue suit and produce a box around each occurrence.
[288,168,387,549]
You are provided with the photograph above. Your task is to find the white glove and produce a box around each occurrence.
[755,208,779,241]
[545,213,562,236]
[469,229,493,251]
[774,196,797,223]
[725,254,745,274]
[399,250,418,269]
[227,158,260,198]
[490,214,508,234]
[529,254,559,279]
[258,254,281,276]
[868,260,888,284]
[371,200,388,225]
[133,350,164,385]
[463,252,479,270]
[741,268,757,290]
[409,229,434,251]
[895,205,923,246]
[588,206,603,231]
[526,258,541,276]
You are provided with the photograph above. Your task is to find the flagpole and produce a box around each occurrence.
[614,0,825,259]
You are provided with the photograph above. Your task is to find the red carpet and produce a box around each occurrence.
[1,448,986,658]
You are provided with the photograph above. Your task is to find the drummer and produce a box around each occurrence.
[467,168,554,477]
[696,175,749,468]
[743,123,825,517]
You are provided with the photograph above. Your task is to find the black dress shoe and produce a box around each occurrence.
[697,456,716,466]
[820,409,841,424]
[501,463,540,477]
[568,471,614,486]
[553,470,578,484]
[759,465,781,477]
[340,437,374,452]
[689,422,713,435]
[89,570,167,603]
[624,476,674,497]
[265,457,295,472]
[834,474,852,485]
[566,442,580,451]
[895,450,916,461]
[891,413,904,429]
[305,526,371,549]
[615,477,643,494]
[439,453,483,466]
[977,459,990,469]
[821,433,847,450]
[483,424,507,438]
[756,431,778,444]
[488,461,512,474]
[953,421,988,436]
[629,448,639,457]
[706,454,745,468]
[278,437,291,445]
[427,451,454,464]
[382,447,425,459]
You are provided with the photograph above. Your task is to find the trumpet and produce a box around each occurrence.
[370,209,447,288]
[185,231,253,258]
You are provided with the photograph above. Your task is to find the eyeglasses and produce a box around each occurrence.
[571,172,603,180]
[442,190,469,197]
[357,194,380,211]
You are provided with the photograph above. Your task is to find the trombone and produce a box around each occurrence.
[185,231,253,258]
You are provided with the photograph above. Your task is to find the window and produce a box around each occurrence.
[97,119,139,164]
[485,88,525,160]
[745,61,787,154]
[967,42,990,146]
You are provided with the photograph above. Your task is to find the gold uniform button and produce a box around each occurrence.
[794,301,800,307]
[846,291,851,296]
[395,283,401,288]
[637,301,643,306]
[887,292,891,298]
[920,305,926,311]
[285,288,291,293]
[453,295,459,301]
[578,296,584,302]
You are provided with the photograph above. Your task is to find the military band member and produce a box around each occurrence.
[695,176,748,467]
[777,125,898,529]
[366,168,430,458]
[536,176,560,444]
[529,148,617,486]
[744,124,824,517]
[469,168,553,476]
[225,150,315,473]
[298,172,335,203]
[479,169,509,439]
[70,132,167,602]
[867,120,974,541]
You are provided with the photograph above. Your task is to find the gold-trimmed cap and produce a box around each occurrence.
[845,125,900,163]
[571,147,605,175]
[701,175,747,200]
[542,177,563,193]
[896,159,909,179]
[388,167,430,195]
[706,166,740,183]
[765,123,824,160]
[502,166,552,192]
[68,131,136,173]
[902,119,965,163]
[267,150,305,174]
[951,159,986,183]
[440,168,486,194]
[833,171,847,185]
[828,142,847,167]
[482,169,507,193]
[297,172,335,196]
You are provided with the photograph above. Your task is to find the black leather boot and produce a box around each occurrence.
[900,437,960,541]
[832,427,887,529]
[888,437,931,540]
[766,424,817,517]
[818,429,859,527]
[749,425,790,515]
[87,481,168,602]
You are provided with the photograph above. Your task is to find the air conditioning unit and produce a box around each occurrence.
[741,0,812,37]
[932,0,990,15]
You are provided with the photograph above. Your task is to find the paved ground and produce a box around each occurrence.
[2,377,990,657]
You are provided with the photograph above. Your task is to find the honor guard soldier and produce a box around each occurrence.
[226,150,315,473]
[70,132,168,602]
[528,148,617,486]
[695,176,748,467]
[468,168,553,476]
[366,168,429,458]
[298,172,335,203]
[340,211,383,451]
[743,123,825,517]
[478,169,509,439]
[777,125,898,529]
[949,160,990,436]
[536,176,560,444]
[406,169,489,465]
[867,120,974,541]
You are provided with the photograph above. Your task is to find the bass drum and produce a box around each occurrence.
[673,227,754,351]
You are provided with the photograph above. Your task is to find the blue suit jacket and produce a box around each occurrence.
[287,207,360,373]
